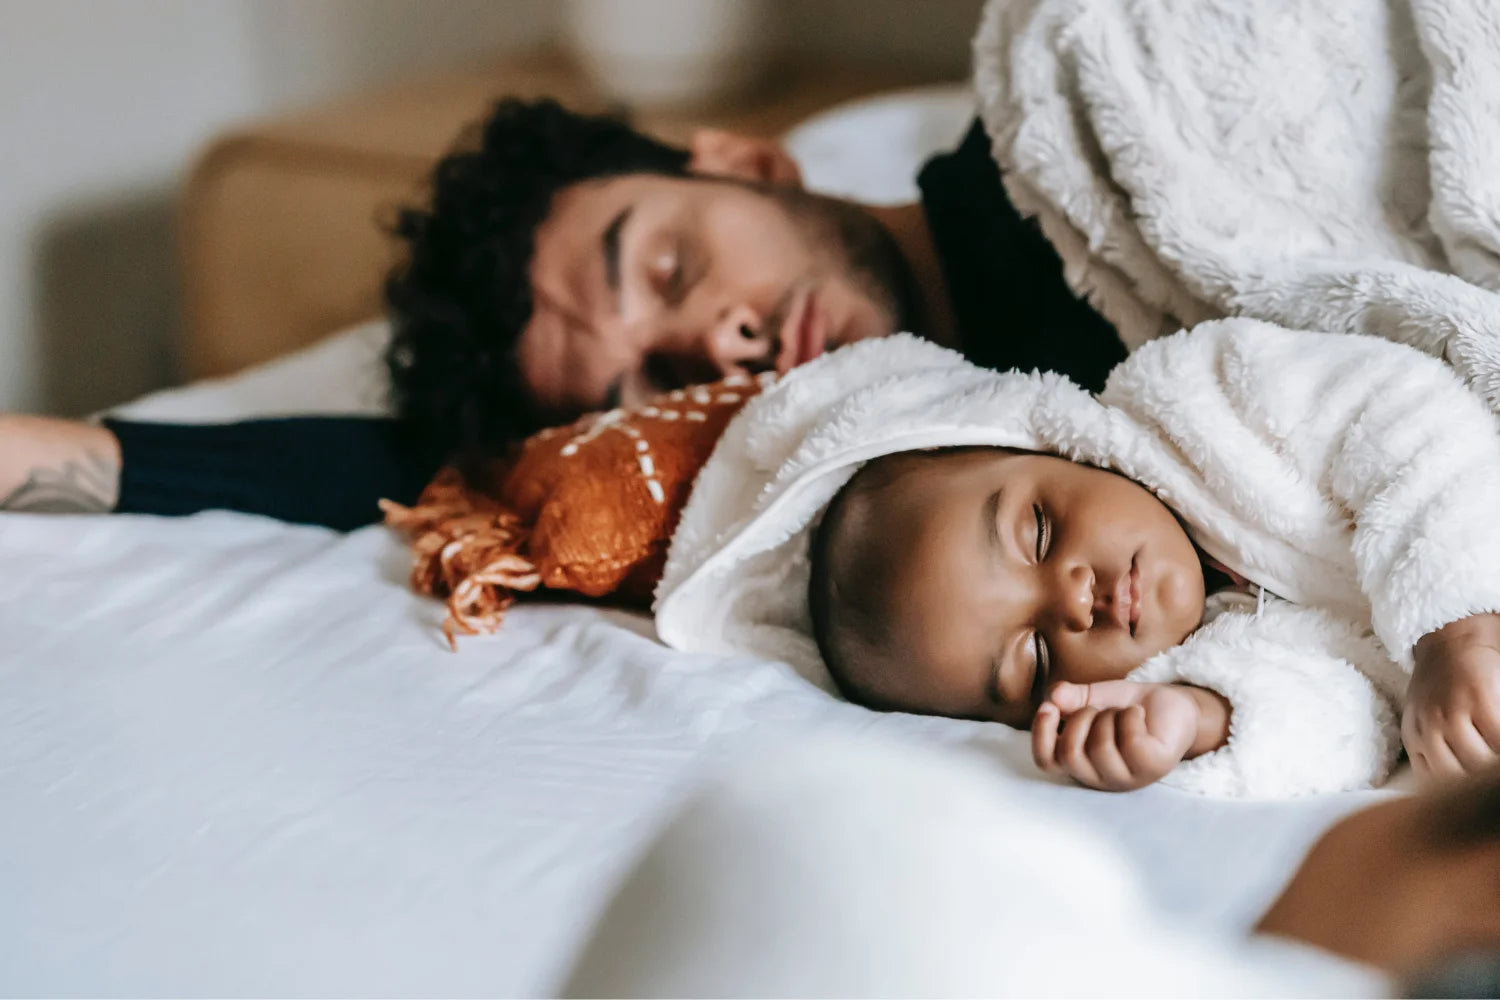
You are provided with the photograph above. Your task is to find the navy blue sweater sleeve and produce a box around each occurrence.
[103,416,442,531]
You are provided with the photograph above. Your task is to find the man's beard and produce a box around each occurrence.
[777,189,923,339]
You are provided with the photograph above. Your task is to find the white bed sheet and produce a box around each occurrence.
[0,511,1388,994]
[1,88,1398,995]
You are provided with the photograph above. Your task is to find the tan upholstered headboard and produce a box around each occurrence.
[176,50,949,382]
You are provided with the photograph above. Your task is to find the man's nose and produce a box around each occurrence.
[701,304,774,375]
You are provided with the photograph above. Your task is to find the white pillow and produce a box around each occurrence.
[783,83,975,205]
[109,319,393,423]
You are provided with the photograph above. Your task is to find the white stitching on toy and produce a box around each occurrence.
[558,412,667,504]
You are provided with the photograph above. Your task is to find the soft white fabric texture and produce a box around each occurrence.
[970,0,1500,403]
[563,736,1386,998]
[657,323,1500,798]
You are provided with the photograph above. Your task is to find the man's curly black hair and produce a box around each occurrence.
[384,98,691,466]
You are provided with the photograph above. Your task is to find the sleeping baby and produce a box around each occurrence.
[654,322,1500,798]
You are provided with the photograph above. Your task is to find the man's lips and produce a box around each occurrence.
[774,288,828,375]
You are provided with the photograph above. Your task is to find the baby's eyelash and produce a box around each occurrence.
[1033,504,1050,560]
[1030,632,1051,703]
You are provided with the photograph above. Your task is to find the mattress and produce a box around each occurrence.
[1,88,1396,995]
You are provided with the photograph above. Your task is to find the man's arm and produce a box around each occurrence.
[1259,765,1500,979]
[0,415,121,513]
[2,414,442,530]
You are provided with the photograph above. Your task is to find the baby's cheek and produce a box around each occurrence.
[1064,640,1144,686]
[1159,566,1206,640]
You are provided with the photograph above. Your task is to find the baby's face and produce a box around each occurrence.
[844,449,1205,728]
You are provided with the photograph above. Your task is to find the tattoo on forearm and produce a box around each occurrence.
[1,452,119,513]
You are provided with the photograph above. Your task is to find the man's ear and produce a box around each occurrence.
[689,129,803,187]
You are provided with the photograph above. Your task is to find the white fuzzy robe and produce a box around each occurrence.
[655,324,1500,798]
[971,0,1500,408]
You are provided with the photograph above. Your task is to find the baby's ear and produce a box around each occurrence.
[688,129,803,187]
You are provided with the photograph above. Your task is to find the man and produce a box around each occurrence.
[0,98,1124,529]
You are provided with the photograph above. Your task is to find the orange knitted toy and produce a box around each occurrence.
[382,372,771,646]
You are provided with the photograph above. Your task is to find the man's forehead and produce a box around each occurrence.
[551,170,755,218]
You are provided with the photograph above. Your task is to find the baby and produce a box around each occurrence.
[656,322,1500,797]
[808,443,1500,791]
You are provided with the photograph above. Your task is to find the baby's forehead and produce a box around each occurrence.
[849,446,1023,510]
[831,451,1000,585]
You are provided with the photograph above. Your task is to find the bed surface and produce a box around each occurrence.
[0,509,1383,993]
[1,88,1395,994]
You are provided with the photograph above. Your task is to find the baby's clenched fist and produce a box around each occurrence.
[1405,613,1500,783]
[1031,680,1230,792]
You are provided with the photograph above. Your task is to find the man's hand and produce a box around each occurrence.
[1405,613,1500,783]
[0,415,120,514]
[1258,763,1500,978]
[1030,680,1230,792]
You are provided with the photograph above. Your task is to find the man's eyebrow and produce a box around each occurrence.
[603,204,632,314]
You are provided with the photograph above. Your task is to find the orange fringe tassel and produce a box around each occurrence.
[380,469,539,649]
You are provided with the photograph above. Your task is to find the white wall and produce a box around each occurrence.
[0,0,551,415]
[240,0,556,110]
[0,0,976,416]
[1,1,253,415]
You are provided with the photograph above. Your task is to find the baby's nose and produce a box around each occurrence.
[1056,567,1094,631]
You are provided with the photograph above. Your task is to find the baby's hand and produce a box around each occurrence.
[1405,614,1500,783]
[1031,680,1228,792]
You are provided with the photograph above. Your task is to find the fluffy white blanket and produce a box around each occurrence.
[971,0,1500,407]
[656,325,1500,797]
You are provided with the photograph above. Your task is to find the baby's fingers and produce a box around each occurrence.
[1116,704,1155,767]
[1113,704,1176,788]
[1056,706,1104,789]
[1083,710,1134,790]
[1032,703,1063,777]
[1474,704,1500,758]
[1414,729,1464,784]
[1446,721,1497,773]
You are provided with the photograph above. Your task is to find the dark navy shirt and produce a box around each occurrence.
[919,119,1126,392]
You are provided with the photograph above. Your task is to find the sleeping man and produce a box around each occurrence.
[0,92,1123,529]
[653,322,1500,797]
